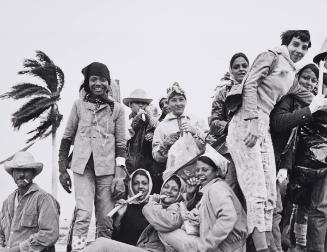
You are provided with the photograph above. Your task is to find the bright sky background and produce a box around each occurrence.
[0,0,326,219]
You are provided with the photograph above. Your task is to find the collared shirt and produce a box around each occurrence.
[0,183,60,251]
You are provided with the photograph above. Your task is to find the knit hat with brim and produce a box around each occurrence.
[123,89,153,107]
[313,38,327,64]
[4,151,43,176]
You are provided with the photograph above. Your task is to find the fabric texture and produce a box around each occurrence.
[61,98,126,176]
[0,183,60,251]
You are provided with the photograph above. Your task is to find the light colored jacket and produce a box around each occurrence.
[242,45,313,120]
[62,99,126,176]
[0,183,60,251]
[194,179,247,252]
[152,112,204,163]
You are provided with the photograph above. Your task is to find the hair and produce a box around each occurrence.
[159,97,167,109]
[281,30,311,48]
[298,63,319,80]
[198,156,219,172]
[165,175,181,190]
[230,52,249,68]
[132,170,149,183]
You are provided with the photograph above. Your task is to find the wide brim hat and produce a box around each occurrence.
[4,151,43,176]
[123,89,153,107]
[313,38,327,64]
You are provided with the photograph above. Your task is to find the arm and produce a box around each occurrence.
[0,203,6,248]
[142,201,183,232]
[243,51,276,120]
[152,125,168,163]
[270,96,313,133]
[115,105,127,166]
[209,89,228,136]
[58,101,79,172]
[19,195,60,252]
[197,186,237,251]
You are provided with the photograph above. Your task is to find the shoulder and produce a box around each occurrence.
[207,180,232,197]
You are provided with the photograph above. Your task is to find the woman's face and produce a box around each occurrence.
[160,98,170,115]
[168,94,186,116]
[161,179,180,205]
[88,75,109,97]
[195,160,218,187]
[298,68,318,93]
[132,174,149,200]
[230,57,249,83]
[287,37,309,63]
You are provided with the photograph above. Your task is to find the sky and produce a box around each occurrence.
[0,0,326,219]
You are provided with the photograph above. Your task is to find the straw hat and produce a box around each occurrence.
[123,89,153,107]
[313,38,327,64]
[4,151,43,176]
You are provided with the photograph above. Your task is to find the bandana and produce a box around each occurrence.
[167,82,186,100]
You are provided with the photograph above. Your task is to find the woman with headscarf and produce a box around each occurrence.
[209,52,249,206]
[271,63,327,252]
[58,62,127,251]
[225,30,327,252]
[152,82,205,164]
[81,175,185,252]
[111,169,153,245]
[159,147,248,252]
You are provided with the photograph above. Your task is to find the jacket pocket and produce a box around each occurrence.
[21,213,38,228]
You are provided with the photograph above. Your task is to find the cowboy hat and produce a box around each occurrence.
[4,151,43,176]
[313,38,327,64]
[123,89,153,107]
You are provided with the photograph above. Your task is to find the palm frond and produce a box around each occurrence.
[26,108,63,143]
[11,96,58,129]
[55,66,65,92]
[0,83,51,100]
[19,59,41,72]
[35,50,53,65]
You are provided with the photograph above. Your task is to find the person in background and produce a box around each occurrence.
[124,89,164,193]
[152,82,205,164]
[226,30,326,252]
[0,151,60,252]
[58,62,127,251]
[270,63,321,252]
[209,52,249,207]
[111,169,153,245]
[81,174,185,252]
[159,147,247,252]
[158,97,170,122]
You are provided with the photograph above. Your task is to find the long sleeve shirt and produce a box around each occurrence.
[0,183,60,252]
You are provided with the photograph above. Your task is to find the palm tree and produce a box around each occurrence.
[0,50,64,199]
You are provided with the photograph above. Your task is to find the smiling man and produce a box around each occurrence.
[0,151,60,252]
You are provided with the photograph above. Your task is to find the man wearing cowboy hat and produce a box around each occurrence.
[0,151,60,252]
[123,89,164,193]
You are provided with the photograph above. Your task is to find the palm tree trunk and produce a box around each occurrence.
[52,130,58,199]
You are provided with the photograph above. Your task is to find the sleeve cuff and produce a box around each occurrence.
[116,157,125,167]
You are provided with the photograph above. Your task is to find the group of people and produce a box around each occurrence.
[1,30,327,252]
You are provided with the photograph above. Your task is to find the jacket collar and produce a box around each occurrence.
[83,100,109,112]
[199,177,221,194]
[164,112,190,121]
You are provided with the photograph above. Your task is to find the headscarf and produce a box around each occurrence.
[167,82,186,101]
[229,52,249,69]
[128,168,153,204]
[159,174,186,208]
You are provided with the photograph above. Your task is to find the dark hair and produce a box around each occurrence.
[132,170,149,183]
[159,97,167,109]
[165,175,181,190]
[281,30,311,48]
[298,63,319,80]
[230,52,249,68]
[198,156,218,171]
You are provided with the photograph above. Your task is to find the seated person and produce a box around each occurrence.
[0,151,60,252]
[82,175,185,252]
[111,169,152,245]
[159,148,247,252]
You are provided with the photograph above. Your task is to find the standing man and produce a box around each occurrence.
[0,151,60,252]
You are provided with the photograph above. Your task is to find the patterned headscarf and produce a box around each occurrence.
[167,82,186,101]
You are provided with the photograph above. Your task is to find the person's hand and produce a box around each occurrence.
[144,132,154,142]
[186,177,200,196]
[277,168,288,184]
[115,199,128,216]
[309,94,325,113]
[149,193,160,203]
[162,133,180,149]
[243,119,259,148]
[59,170,72,193]
[181,121,197,135]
